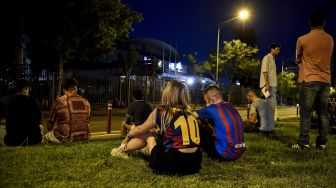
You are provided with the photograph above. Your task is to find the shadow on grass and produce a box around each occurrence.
[270,118,300,145]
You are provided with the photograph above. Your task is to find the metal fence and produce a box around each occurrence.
[27,72,215,110]
[1,71,252,110]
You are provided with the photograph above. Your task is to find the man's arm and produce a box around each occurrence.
[245,112,257,125]
[296,39,303,64]
[46,102,57,131]
[125,114,133,124]
[125,103,134,124]
[125,109,156,143]
[244,105,258,125]
[263,72,270,90]
[261,56,270,91]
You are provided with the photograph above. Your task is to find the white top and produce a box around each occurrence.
[259,53,277,88]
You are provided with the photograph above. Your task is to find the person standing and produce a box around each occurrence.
[244,89,275,137]
[111,80,202,175]
[120,89,152,137]
[194,84,245,161]
[260,43,281,114]
[44,78,91,143]
[291,10,334,150]
[0,79,42,146]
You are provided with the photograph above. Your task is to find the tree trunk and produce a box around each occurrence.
[127,70,131,105]
[56,55,64,98]
[56,36,64,98]
[152,77,155,103]
[13,46,24,79]
[228,75,233,103]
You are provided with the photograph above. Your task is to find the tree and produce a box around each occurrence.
[235,58,260,88]
[1,0,143,96]
[187,52,202,76]
[277,71,299,104]
[122,45,138,104]
[202,39,258,102]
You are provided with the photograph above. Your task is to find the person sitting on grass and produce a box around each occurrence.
[193,84,245,161]
[43,78,91,143]
[244,89,275,138]
[121,89,152,137]
[111,80,202,175]
[0,79,42,146]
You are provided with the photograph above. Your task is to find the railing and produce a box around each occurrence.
[1,71,268,110]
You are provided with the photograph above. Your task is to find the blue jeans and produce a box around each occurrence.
[267,86,277,110]
[299,81,330,146]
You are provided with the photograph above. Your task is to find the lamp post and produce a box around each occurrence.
[215,9,250,82]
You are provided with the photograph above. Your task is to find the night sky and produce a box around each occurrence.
[124,0,336,66]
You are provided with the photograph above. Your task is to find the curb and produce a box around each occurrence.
[90,131,121,140]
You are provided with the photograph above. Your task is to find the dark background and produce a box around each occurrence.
[124,0,336,66]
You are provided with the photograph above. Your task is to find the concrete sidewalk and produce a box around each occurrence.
[237,105,299,121]
[91,105,299,119]
[89,105,300,140]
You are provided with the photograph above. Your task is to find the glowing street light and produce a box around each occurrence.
[216,8,250,82]
[238,9,249,20]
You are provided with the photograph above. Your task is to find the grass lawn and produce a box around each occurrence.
[1,118,336,187]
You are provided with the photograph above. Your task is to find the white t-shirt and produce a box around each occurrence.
[259,53,277,88]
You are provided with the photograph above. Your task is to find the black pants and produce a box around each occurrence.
[149,144,202,175]
[199,125,224,161]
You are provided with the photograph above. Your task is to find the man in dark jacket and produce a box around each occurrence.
[0,79,42,146]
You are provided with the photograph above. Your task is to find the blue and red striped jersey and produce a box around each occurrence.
[197,102,245,160]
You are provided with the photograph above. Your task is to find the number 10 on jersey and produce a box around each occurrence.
[174,115,200,145]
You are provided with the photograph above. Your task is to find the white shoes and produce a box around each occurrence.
[111,147,129,159]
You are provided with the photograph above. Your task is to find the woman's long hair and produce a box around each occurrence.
[160,80,192,132]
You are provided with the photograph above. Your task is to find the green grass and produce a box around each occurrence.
[1,118,336,187]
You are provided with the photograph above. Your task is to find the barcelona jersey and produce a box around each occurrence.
[197,102,244,160]
[156,107,200,149]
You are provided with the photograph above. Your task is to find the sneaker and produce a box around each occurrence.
[291,143,310,150]
[111,147,129,159]
[316,144,326,150]
[42,135,49,144]
[118,143,126,150]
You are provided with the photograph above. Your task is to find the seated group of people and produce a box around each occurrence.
[0,79,274,176]
[112,81,275,175]
[0,78,91,146]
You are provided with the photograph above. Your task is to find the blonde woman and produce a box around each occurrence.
[111,80,202,175]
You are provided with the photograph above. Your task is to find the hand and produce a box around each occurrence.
[121,139,128,149]
[122,133,133,146]
[47,123,53,131]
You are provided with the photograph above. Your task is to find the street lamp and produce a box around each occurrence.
[216,9,250,82]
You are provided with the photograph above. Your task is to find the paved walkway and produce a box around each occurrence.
[89,105,300,140]
[237,105,299,120]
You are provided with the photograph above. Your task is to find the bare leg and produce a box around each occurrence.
[121,121,132,137]
[146,136,157,153]
[125,137,147,151]
[125,132,156,152]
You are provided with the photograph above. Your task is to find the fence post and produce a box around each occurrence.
[247,104,250,120]
[106,100,112,134]
[296,103,299,117]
